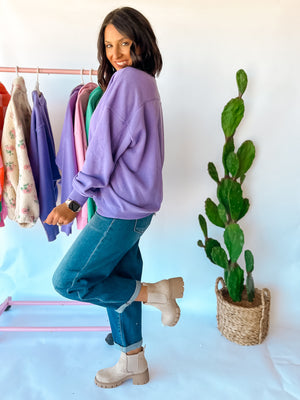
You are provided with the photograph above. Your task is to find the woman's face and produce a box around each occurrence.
[104,24,133,71]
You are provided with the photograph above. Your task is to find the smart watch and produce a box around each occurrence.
[65,199,82,213]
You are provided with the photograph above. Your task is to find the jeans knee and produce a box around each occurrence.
[52,269,69,297]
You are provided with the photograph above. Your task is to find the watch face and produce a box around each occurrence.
[69,201,81,212]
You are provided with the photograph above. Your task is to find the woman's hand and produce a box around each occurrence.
[44,203,78,226]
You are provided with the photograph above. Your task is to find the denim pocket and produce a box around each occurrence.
[134,214,153,234]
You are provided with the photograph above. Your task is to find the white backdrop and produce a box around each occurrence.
[0,0,299,333]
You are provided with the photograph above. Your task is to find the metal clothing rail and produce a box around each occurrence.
[0,66,97,76]
[0,297,111,333]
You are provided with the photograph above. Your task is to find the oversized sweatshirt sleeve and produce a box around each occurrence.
[68,105,130,206]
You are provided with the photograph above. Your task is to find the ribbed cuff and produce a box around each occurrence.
[68,189,88,207]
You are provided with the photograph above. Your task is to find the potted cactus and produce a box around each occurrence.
[197,69,270,345]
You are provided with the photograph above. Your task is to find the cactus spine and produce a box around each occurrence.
[198,69,255,302]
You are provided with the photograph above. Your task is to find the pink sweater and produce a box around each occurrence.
[73,82,97,229]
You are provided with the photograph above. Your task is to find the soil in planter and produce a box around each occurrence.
[221,287,262,308]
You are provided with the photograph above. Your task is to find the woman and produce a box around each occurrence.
[45,7,184,389]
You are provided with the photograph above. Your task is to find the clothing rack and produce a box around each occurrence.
[0,66,111,338]
[0,298,111,333]
[0,66,97,76]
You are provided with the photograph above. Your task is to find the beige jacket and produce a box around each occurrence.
[1,77,39,227]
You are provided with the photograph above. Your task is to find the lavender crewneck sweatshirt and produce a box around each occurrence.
[69,67,164,219]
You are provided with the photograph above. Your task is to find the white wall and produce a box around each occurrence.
[0,0,299,329]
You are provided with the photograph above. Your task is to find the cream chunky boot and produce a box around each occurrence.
[95,348,149,388]
[144,277,184,326]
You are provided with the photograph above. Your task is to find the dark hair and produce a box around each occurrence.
[97,7,163,91]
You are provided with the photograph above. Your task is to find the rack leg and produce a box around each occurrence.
[0,297,12,316]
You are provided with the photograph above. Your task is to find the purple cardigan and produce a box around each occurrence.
[56,85,82,235]
[28,91,61,241]
[69,67,164,220]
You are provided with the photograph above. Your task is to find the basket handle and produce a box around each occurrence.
[258,288,271,343]
[215,277,225,294]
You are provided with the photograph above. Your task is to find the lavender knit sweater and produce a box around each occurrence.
[69,67,164,219]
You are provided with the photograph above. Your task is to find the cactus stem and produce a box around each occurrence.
[227,216,233,224]
[228,262,234,272]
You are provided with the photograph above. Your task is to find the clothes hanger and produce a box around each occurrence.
[16,66,19,77]
[35,67,41,96]
[89,69,93,83]
[81,69,85,85]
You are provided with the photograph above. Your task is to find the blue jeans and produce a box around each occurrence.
[52,212,153,352]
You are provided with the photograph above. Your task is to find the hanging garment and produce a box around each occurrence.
[0,82,10,226]
[85,86,103,221]
[0,82,10,137]
[28,90,61,241]
[1,76,39,227]
[73,82,97,229]
[0,148,5,225]
[56,84,83,235]
[0,148,4,200]
[85,86,103,142]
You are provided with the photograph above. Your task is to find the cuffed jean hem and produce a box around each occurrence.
[114,339,143,353]
[115,280,142,313]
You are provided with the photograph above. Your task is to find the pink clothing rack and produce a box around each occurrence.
[0,297,111,333]
[0,66,97,76]
[0,65,111,336]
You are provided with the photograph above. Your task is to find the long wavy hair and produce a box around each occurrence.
[97,7,163,91]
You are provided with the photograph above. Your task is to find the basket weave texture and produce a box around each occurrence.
[215,277,271,346]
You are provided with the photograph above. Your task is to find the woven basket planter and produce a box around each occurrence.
[215,277,271,345]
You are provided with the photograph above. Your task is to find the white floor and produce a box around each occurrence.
[0,301,299,400]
